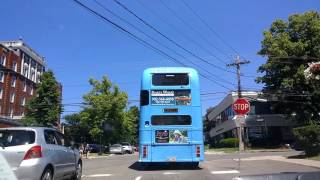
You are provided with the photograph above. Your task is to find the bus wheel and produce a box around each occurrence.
[191,162,199,169]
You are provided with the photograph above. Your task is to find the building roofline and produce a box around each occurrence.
[0,40,45,65]
[206,91,261,121]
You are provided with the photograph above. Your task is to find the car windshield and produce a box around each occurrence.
[1,1,320,179]
[0,130,35,147]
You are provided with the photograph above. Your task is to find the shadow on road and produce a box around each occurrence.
[129,161,202,171]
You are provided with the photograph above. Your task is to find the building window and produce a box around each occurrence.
[9,106,13,117]
[0,87,3,99]
[0,54,6,66]
[23,81,27,92]
[31,69,35,81]
[0,71,4,83]
[30,86,34,95]
[11,76,16,87]
[10,92,15,103]
[23,63,28,77]
[21,97,26,106]
[12,61,17,72]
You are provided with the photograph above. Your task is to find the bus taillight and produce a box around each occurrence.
[196,146,200,157]
[143,146,147,158]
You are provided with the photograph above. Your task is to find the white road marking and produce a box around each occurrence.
[163,172,181,175]
[87,174,113,177]
[81,175,86,178]
[211,170,240,174]
[135,176,142,180]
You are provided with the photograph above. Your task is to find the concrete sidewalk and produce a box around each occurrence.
[239,155,320,169]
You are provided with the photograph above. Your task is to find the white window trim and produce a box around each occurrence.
[0,88,3,99]
[11,77,16,87]
[10,93,15,103]
[21,97,26,106]
[30,87,34,95]
[23,81,27,92]
[0,55,6,66]
[0,72,4,83]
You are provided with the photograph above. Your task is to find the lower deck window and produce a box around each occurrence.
[151,115,191,125]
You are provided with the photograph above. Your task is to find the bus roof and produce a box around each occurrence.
[141,67,199,89]
[143,67,198,75]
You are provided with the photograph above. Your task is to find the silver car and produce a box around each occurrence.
[109,144,124,154]
[0,127,82,180]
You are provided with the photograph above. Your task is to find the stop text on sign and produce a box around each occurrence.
[232,98,250,115]
[233,103,249,110]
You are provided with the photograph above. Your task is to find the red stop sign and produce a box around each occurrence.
[232,98,250,115]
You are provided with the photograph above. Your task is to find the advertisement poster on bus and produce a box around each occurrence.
[169,130,188,143]
[151,90,191,106]
[155,130,188,143]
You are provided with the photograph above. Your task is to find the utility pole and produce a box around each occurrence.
[227,55,250,151]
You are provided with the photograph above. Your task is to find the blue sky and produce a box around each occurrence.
[1,0,319,117]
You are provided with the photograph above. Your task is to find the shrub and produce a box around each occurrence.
[217,138,239,148]
[293,124,320,156]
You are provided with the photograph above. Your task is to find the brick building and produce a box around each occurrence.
[0,40,46,127]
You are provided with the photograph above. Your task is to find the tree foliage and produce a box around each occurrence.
[23,70,62,127]
[257,11,320,124]
[63,76,139,145]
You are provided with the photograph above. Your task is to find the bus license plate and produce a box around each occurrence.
[167,157,176,162]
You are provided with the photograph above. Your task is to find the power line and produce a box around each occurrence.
[135,0,232,66]
[180,0,240,55]
[158,0,230,60]
[93,0,236,86]
[70,0,233,91]
[112,0,237,74]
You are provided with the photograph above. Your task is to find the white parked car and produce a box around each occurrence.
[110,144,124,154]
[121,142,133,154]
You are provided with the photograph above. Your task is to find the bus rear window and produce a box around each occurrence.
[151,115,191,125]
[152,74,189,86]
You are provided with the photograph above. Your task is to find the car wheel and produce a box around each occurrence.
[41,167,53,180]
[72,161,82,180]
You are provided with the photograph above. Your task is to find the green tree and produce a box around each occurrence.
[23,70,62,127]
[123,106,139,144]
[63,113,92,143]
[81,76,128,143]
[257,11,320,124]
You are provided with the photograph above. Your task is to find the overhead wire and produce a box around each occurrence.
[158,0,230,60]
[93,0,236,86]
[180,0,240,55]
[70,0,233,91]
[112,0,238,75]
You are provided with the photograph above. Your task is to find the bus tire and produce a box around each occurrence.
[191,162,199,169]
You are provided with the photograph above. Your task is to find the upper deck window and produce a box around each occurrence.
[152,73,189,86]
[151,115,191,125]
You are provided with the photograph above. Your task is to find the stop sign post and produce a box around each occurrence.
[232,98,250,115]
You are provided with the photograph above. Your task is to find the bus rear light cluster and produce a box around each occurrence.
[143,146,147,158]
[196,146,200,157]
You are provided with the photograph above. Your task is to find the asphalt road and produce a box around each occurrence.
[81,152,320,180]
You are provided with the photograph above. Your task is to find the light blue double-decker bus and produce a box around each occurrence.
[139,67,204,167]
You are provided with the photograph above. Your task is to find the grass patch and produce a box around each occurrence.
[206,147,238,153]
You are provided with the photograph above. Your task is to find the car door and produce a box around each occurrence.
[55,131,76,175]
[43,130,65,178]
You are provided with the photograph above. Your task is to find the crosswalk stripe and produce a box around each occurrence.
[211,170,240,174]
[87,174,113,177]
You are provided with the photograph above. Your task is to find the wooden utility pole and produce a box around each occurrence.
[227,55,250,151]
